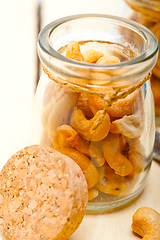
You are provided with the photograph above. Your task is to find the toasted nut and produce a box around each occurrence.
[66,41,84,61]
[56,125,105,167]
[77,92,94,119]
[95,163,135,196]
[88,188,99,201]
[97,55,120,64]
[102,133,133,176]
[83,49,104,63]
[110,108,144,139]
[57,147,98,189]
[132,207,160,240]
[107,89,142,118]
[70,107,111,141]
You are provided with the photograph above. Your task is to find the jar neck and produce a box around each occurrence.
[42,64,151,106]
[38,14,159,89]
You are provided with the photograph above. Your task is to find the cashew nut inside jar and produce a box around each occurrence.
[33,14,159,213]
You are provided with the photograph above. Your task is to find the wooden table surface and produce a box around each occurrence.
[0,0,160,239]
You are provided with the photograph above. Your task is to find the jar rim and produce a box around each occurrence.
[37,14,159,85]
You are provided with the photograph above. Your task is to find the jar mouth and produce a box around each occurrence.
[38,14,159,86]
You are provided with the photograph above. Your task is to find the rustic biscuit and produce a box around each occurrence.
[0,145,88,240]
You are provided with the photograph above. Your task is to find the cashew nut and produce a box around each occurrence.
[128,138,145,175]
[56,125,105,167]
[96,55,120,64]
[83,49,104,63]
[57,147,98,189]
[132,207,160,240]
[66,40,84,62]
[88,188,99,201]
[77,92,94,119]
[95,163,135,196]
[102,133,133,176]
[110,107,144,139]
[70,107,111,141]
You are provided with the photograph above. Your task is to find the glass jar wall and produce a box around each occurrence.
[122,0,160,124]
[33,14,158,213]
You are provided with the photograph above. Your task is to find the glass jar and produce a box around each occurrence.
[122,0,160,124]
[33,14,158,213]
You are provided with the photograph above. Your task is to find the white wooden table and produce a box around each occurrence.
[0,0,160,239]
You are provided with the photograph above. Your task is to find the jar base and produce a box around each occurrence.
[86,186,144,214]
[86,159,152,214]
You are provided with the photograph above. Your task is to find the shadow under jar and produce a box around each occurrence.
[123,0,160,124]
[34,14,158,213]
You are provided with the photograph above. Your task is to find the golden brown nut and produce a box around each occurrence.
[88,188,99,201]
[96,55,120,64]
[132,207,160,240]
[56,124,105,167]
[57,147,98,189]
[102,133,133,177]
[107,89,141,118]
[70,106,111,141]
[83,49,104,63]
[95,163,135,196]
[77,92,94,119]
[0,145,88,240]
[66,40,84,61]
[87,89,141,119]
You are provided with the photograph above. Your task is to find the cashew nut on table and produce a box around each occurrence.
[132,207,160,240]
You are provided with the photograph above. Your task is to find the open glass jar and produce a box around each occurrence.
[33,14,158,213]
[122,0,160,124]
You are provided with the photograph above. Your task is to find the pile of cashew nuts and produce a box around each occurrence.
[40,41,160,239]
[41,40,146,201]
